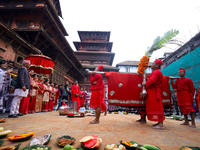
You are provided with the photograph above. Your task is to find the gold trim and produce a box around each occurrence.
[108,99,170,105]
[30,64,54,71]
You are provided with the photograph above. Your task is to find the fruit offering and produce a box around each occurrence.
[30,134,51,146]
[57,135,76,147]
[7,132,35,141]
[105,144,126,150]
[21,144,51,150]
[61,144,75,150]
[0,118,7,123]
[0,127,12,139]
[59,138,75,146]
[32,148,48,150]
[80,135,102,149]
[121,141,137,147]
[142,144,161,150]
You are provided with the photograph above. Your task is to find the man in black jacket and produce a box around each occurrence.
[8,60,30,118]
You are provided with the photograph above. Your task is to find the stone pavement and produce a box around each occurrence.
[0,111,200,150]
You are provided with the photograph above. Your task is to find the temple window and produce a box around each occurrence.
[17,56,23,63]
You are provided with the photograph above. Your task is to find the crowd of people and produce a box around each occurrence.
[0,59,92,118]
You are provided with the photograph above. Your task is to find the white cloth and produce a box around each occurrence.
[10,95,23,115]
[0,68,7,92]
[14,88,29,97]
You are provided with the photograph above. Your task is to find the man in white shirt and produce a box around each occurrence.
[8,60,30,118]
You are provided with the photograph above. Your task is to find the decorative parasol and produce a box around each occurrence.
[25,55,55,74]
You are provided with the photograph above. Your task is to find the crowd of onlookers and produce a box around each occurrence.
[0,59,91,117]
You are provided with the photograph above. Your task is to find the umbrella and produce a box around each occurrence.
[25,55,55,74]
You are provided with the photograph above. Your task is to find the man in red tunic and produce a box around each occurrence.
[89,65,103,124]
[142,59,165,129]
[195,86,200,116]
[71,79,80,112]
[170,68,196,128]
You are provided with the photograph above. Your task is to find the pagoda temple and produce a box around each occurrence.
[74,31,119,90]
[0,0,85,84]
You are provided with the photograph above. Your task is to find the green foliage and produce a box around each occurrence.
[146,29,179,57]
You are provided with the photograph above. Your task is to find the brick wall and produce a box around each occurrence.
[0,39,15,61]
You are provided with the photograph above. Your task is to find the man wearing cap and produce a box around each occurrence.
[88,65,103,124]
[142,59,165,129]
[8,60,31,118]
[170,68,196,128]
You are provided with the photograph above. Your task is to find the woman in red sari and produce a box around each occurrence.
[35,76,44,112]
[48,82,55,111]
[42,80,49,112]
[79,87,85,107]
[29,74,39,113]
[54,84,60,109]
[19,70,34,114]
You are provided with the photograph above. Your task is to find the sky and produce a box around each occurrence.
[59,0,200,66]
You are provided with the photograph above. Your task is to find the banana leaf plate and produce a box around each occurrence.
[15,142,22,150]
[0,139,5,146]
[21,144,52,150]
[0,135,8,139]
[30,134,51,145]
[180,146,200,150]
[10,135,33,142]
[120,140,141,150]
[104,144,120,150]
[57,135,76,147]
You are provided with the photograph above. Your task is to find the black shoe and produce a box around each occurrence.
[17,113,24,116]
[8,114,18,118]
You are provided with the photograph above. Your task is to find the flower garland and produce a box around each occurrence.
[137,56,150,74]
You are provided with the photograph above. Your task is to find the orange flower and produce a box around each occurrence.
[137,56,150,75]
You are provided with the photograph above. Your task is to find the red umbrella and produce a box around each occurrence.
[25,55,55,74]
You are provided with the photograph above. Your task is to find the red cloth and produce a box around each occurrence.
[37,81,44,94]
[48,100,54,111]
[154,59,163,66]
[71,84,81,111]
[90,73,103,109]
[97,65,103,71]
[25,55,55,74]
[90,90,102,109]
[105,72,144,107]
[160,76,171,108]
[19,77,32,114]
[179,68,185,72]
[42,102,49,112]
[71,85,80,98]
[19,96,30,114]
[79,91,85,107]
[101,81,107,112]
[90,74,103,91]
[54,88,60,106]
[145,69,165,122]
[139,110,146,117]
[171,77,195,114]
[29,96,36,113]
[105,72,171,110]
